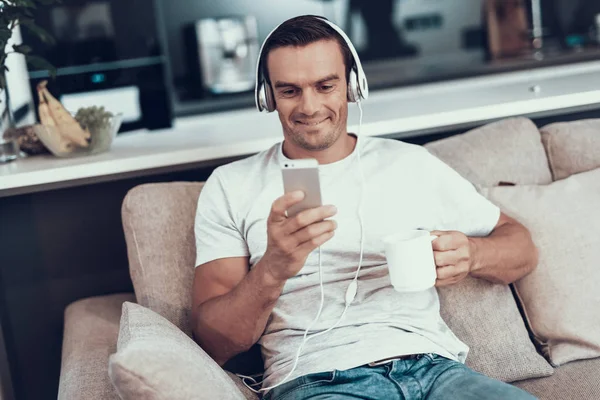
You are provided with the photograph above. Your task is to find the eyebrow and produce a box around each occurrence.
[274,74,340,89]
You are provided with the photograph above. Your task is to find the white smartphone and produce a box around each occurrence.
[281,158,323,217]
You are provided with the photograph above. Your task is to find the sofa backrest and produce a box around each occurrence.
[119,116,598,381]
[424,117,552,188]
[540,118,600,181]
[121,182,204,337]
[121,181,265,375]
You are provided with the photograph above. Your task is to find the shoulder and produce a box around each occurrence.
[363,136,425,153]
[197,143,279,215]
[208,143,279,188]
[362,136,437,166]
[199,143,279,211]
[361,136,462,187]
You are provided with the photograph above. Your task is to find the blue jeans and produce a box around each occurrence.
[264,354,538,400]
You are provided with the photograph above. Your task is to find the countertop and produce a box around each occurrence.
[2,60,600,198]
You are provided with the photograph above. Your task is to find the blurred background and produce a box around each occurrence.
[11,0,600,130]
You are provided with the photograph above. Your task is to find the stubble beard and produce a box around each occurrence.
[283,106,348,152]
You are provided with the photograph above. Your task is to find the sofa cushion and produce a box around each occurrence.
[121,182,204,336]
[481,168,600,366]
[438,277,554,382]
[513,357,600,400]
[58,293,135,400]
[424,117,552,188]
[540,119,600,180]
[109,302,254,400]
[122,182,265,377]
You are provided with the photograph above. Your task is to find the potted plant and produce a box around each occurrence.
[0,0,59,159]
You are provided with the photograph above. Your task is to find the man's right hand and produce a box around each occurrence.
[261,190,338,283]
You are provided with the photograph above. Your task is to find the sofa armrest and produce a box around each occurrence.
[109,302,256,400]
[58,293,135,400]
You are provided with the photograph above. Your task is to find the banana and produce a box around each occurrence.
[37,81,56,127]
[37,80,91,148]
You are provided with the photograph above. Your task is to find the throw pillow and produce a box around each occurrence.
[108,302,252,400]
[481,168,600,366]
[424,117,552,187]
[438,277,554,382]
[541,119,600,181]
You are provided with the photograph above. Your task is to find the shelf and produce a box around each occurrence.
[170,48,600,117]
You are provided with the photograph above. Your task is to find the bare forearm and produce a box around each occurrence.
[469,221,538,285]
[193,260,285,365]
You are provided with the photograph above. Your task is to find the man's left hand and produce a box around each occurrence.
[430,230,475,287]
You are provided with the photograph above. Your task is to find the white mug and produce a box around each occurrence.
[382,230,438,292]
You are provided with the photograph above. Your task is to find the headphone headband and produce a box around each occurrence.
[255,15,369,113]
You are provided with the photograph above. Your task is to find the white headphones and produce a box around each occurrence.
[255,15,369,113]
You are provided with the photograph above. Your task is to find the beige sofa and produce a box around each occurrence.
[57,117,600,399]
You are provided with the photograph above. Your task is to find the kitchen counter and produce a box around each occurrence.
[2,60,600,197]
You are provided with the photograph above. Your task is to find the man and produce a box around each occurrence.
[191,15,538,400]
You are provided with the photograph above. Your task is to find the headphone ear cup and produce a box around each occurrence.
[264,82,276,112]
[347,69,359,103]
[258,81,276,112]
[258,83,268,112]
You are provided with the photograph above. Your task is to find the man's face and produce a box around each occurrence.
[267,40,348,152]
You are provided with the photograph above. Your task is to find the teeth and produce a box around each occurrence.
[299,119,326,126]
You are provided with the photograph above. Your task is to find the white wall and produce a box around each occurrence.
[5,24,36,126]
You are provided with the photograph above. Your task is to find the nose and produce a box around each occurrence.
[298,89,320,116]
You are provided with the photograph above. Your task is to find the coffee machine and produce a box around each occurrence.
[188,16,259,95]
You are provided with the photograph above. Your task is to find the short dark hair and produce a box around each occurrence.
[259,15,354,84]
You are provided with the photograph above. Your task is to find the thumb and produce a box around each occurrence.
[429,230,444,250]
[270,191,305,222]
[430,230,444,240]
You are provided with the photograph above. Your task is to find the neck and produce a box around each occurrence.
[282,133,357,164]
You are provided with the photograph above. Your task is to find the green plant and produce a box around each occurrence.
[75,106,113,133]
[0,0,61,91]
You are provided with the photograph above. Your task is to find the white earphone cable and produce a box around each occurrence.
[241,102,366,394]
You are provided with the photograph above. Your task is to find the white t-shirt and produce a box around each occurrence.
[194,134,500,389]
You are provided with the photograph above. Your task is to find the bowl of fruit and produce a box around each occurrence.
[33,81,123,157]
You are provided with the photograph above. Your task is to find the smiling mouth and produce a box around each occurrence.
[295,118,329,126]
